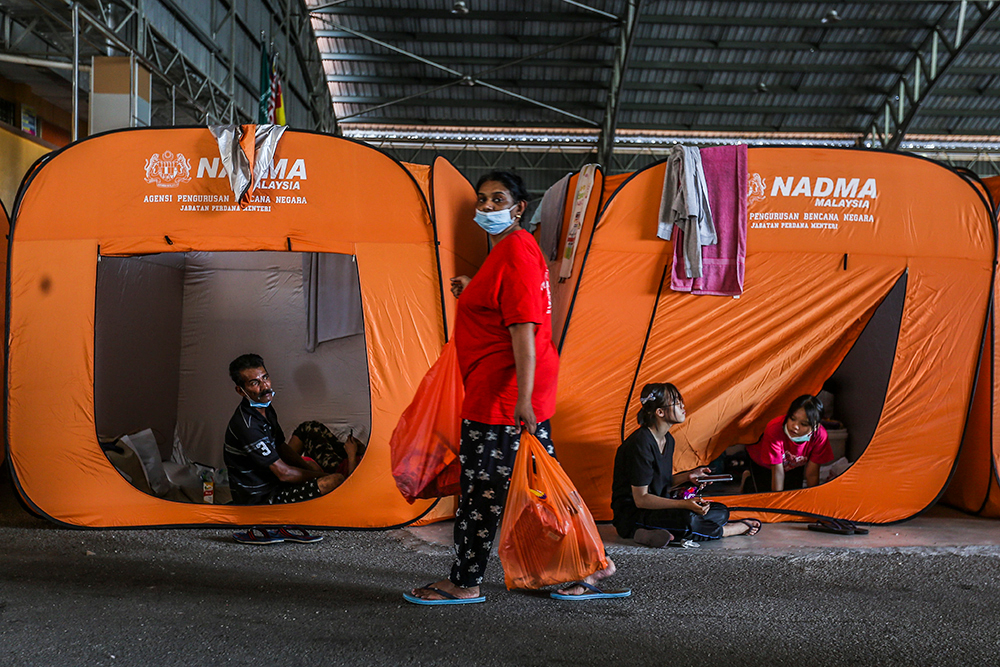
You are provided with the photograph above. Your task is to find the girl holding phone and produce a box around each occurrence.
[610,383,761,547]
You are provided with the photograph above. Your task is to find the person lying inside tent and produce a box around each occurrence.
[611,382,761,547]
[742,394,833,493]
[224,353,365,505]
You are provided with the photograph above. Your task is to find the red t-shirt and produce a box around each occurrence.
[746,415,833,470]
[454,229,559,424]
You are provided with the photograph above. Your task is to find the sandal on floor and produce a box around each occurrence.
[808,518,868,535]
[550,582,632,601]
[668,538,700,548]
[403,585,486,606]
[275,526,323,543]
[734,518,762,536]
[233,526,284,545]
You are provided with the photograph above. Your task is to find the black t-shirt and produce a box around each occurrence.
[224,399,285,505]
[610,427,675,527]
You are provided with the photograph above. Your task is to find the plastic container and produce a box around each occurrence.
[201,470,214,504]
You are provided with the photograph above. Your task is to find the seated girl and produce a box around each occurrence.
[744,395,833,493]
[611,382,760,547]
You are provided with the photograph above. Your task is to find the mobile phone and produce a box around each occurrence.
[697,474,733,483]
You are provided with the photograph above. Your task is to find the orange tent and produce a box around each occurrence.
[6,127,479,528]
[943,175,1000,517]
[553,148,995,524]
[0,197,6,465]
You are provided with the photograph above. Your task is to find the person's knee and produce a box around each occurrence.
[317,472,346,495]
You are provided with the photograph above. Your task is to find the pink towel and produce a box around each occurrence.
[670,144,747,296]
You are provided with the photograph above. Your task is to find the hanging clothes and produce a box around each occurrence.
[532,172,572,261]
[303,253,365,351]
[559,164,598,282]
[209,124,285,208]
[670,144,748,296]
[658,145,715,279]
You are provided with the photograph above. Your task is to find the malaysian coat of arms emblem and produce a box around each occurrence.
[747,172,767,205]
[144,151,192,187]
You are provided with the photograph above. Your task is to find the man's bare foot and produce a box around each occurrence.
[409,579,481,601]
[555,558,617,596]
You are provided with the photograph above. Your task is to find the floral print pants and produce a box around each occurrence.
[449,419,555,588]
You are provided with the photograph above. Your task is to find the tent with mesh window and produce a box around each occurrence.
[4,127,482,528]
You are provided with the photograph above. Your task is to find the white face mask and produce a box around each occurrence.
[784,423,812,443]
[474,207,515,235]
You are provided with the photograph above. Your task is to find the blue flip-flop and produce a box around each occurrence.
[403,585,486,606]
[550,581,632,601]
[233,526,284,545]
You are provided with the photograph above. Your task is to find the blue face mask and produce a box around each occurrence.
[242,387,274,409]
[474,207,516,235]
[784,423,812,443]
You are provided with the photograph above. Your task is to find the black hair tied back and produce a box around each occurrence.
[637,382,682,427]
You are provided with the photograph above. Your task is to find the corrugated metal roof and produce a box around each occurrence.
[308,0,1000,144]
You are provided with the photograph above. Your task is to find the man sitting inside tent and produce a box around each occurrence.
[225,353,363,504]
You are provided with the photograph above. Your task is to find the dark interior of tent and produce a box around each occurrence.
[654,272,908,496]
[93,250,371,504]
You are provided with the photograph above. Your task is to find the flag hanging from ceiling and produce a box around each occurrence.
[258,42,270,124]
[269,55,286,125]
[258,41,286,125]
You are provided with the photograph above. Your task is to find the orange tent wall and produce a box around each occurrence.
[948,175,1000,517]
[942,329,1000,516]
[554,148,994,524]
[0,199,6,465]
[6,128,452,528]
[429,156,487,339]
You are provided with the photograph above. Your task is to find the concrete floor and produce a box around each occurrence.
[2,470,1000,667]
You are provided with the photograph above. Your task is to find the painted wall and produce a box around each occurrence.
[0,125,51,211]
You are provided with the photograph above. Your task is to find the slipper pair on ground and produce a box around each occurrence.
[632,517,763,549]
[403,581,631,606]
[232,525,323,545]
[807,518,869,535]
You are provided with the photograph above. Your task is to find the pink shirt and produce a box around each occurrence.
[746,415,833,470]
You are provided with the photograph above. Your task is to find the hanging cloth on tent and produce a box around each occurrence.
[670,144,748,296]
[531,172,572,261]
[658,145,716,279]
[303,252,365,351]
[209,124,286,208]
[558,164,598,282]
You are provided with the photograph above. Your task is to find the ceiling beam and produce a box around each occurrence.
[310,7,616,22]
[332,96,871,117]
[867,0,1000,150]
[314,29,615,47]
[321,52,908,75]
[320,17,601,126]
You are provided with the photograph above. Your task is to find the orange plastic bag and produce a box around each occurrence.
[497,432,608,590]
[389,340,464,502]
